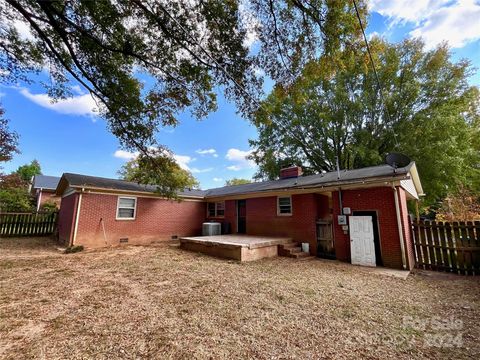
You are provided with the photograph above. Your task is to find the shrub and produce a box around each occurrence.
[64,245,84,254]
[0,188,34,212]
[40,201,58,212]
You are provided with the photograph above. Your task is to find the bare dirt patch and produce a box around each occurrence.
[0,237,479,359]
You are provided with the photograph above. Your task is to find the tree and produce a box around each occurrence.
[118,148,199,198]
[250,38,480,208]
[225,178,251,186]
[435,185,480,222]
[0,106,19,164]
[15,159,41,183]
[0,0,366,197]
[0,173,33,212]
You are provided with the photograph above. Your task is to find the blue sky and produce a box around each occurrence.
[1,0,479,189]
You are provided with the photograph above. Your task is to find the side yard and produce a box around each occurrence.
[0,238,479,359]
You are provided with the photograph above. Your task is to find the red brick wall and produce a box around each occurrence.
[244,194,320,254]
[39,190,61,208]
[74,193,206,248]
[332,186,406,269]
[206,199,237,232]
[58,193,78,245]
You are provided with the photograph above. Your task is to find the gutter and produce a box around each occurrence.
[206,175,411,201]
[68,185,205,200]
[392,184,407,270]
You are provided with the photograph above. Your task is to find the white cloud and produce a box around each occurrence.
[71,85,85,95]
[19,88,98,117]
[196,148,218,157]
[225,148,255,171]
[213,177,223,182]
[239,1,259,48]
[226,165,242,171]
[410,1,480,49]
[370,0,480,49]
[113,150,195,172]
[191,167,213,174]
[173,154,194,171]
[114,150,137,160]
[13,19,35,41]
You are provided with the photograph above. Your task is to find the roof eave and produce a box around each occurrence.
[408,162,425,197]
[204,173,412,200]
[67,184,206,200]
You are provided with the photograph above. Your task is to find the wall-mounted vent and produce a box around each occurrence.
[119,238,128,243]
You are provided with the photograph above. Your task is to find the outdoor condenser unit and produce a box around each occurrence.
[202,222,221,236]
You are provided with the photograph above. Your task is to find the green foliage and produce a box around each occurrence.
[118,148,199,198]
[15,160,42,183]
[0,188,34,212]
[225,178,251,186]
[0,106,19,164]
[40,201,58,212]
[250,38,480,210]
[64,245,84,254]
[0,0,367,198]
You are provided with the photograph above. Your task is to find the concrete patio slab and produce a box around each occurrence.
[179,234,293,261]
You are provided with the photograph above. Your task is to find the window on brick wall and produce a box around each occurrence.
[207,201,225,217]
[277,196,292,215]
[116,197,136,220]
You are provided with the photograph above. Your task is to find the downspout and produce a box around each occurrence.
[392,184,407,270]
[36,189,42,212]
[338,187,343,215]
[71,189,84,246]
[336,155,343,215]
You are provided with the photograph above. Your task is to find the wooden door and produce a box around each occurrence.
[317,220,335,259]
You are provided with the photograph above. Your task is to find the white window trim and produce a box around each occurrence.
[277,196,292,216]
[207,201,225,218]
[116,196,137,220]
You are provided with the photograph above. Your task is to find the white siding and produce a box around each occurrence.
[400,178,418,199]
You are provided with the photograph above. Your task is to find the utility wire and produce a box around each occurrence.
[352,0,400,148]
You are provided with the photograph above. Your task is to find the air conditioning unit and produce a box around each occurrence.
[202,222,221,236]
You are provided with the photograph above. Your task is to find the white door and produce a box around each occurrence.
[349,216,376,267]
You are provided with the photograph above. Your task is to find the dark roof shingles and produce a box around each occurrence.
[61,163,412,199]
[33,175,61,190]
[63,173,207,197]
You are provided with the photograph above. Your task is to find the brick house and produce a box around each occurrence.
[56,162,423,270]
[30,175,61,211]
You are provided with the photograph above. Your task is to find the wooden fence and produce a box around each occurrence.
[0,212,58,237]
[411,220,480,275]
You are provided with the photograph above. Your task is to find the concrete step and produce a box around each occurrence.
[280,242,300,249]
[289,247,302,254]
[288,251,310,259]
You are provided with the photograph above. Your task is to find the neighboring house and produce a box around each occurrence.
[31,175,61,211]
[56,163,423,270]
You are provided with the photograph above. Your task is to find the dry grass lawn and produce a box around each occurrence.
[1,237,479,359]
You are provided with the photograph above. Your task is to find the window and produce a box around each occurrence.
[116,197,136,220]
[207,201,225,217]
[216,202,225,216]
[277,196,292,215]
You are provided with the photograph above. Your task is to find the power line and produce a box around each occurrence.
[352,0,400,148]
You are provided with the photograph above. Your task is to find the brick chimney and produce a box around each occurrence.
[280,166,303,179]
